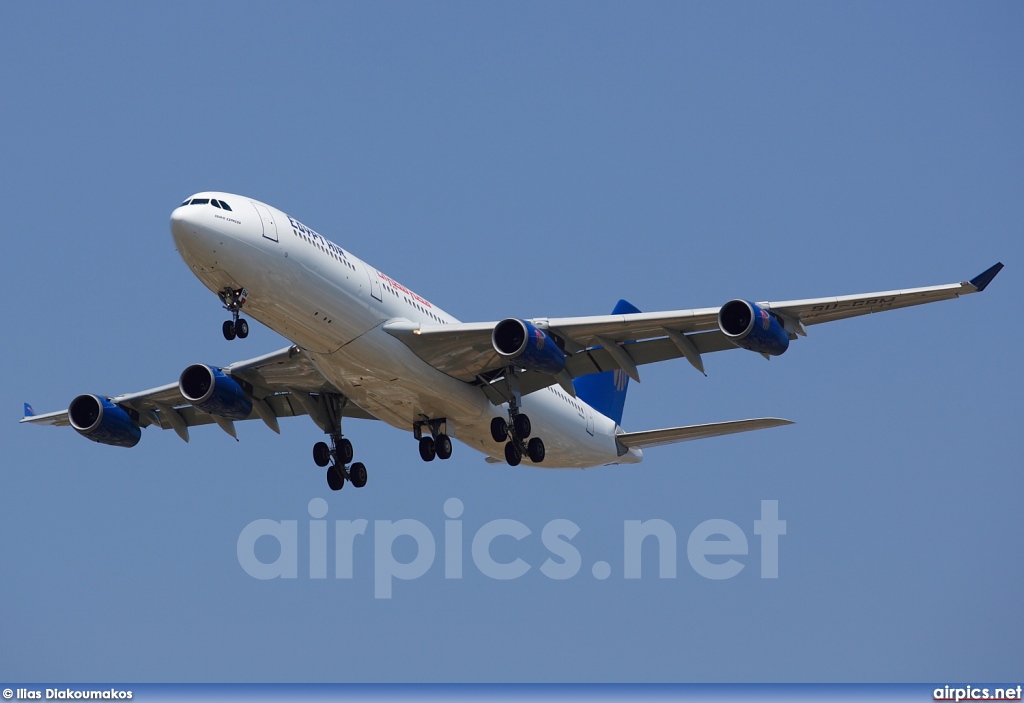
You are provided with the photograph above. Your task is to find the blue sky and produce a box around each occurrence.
[1,1,1021,683]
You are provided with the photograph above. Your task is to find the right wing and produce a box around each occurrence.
[20,345,377,441]
[385,263,1004,404]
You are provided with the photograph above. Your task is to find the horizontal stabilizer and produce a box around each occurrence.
[617,418,793,450]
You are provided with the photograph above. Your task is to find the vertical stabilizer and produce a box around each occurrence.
[573,299,639,425]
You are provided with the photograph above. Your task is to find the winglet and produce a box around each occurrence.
[969,262,1004,292]
[23,403,34,418]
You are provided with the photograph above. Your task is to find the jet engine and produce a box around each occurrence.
[492,318,566,375]
[68,394,142,447]
[179,364,253,420]
[718,300,790,356]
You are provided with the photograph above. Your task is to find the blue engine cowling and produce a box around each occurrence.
[179,364,253,420]
[718,299,790,356]
[68,394,142,447]
[492,318,566,375]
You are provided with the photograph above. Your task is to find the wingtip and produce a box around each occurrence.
[969,262,1004,292]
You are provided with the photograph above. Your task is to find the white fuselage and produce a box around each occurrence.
[169,192,643,469]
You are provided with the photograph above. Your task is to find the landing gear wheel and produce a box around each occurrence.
[527,437,546,463]
[313,441,331,467]
[435,434,453,460]
[235,318,249,339]
[418,436,436,462]
[513,413,532,439]
[326,465,345,491]
[504,441,522,466]
[490,417,508,443]
[222,320,236,341]
[349,462,367,488]
[337,438,354,465]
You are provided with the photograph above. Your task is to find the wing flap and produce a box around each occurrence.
[142,393,376,432]
[541,308,722,344]
[564,331,737,378]
[383,319,501,381]
[228,345,341,394]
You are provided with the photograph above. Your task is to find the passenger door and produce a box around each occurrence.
[250,202,278,242]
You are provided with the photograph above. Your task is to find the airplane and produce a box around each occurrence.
[21,192,1004,491]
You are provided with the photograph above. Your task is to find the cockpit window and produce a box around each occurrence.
[179,197,232,210]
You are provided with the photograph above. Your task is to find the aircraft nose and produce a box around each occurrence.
[169,205,195,242]
[169,202,212,252]
[170,194,255,257]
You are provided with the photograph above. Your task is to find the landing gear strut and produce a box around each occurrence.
[414,417,453,462]
[219,287,250,340]
[315,393,367,491]
[491,367,545,466]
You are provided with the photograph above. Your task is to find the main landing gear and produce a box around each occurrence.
[491,414,546,466]
[219,287,250,340]
[490,402,545,467]
[414,417,453,462]
[314,394,367,491]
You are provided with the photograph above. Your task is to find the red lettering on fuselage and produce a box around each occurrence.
[377,271,432,308]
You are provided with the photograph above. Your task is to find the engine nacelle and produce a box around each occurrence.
[492,318,566,375]
[179,364,253,420]
[718,299,790,356]
[68,394,142,447]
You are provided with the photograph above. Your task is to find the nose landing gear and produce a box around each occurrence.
[219,287,250,340]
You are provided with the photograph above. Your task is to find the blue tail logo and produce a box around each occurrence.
[573,299,640,426]
[24,403,35,417]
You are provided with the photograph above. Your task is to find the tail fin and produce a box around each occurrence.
[573,299,640,426]
[24,402,35,418]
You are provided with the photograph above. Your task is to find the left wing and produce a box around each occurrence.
[21,345,377,441]
[385,263,1004,402]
